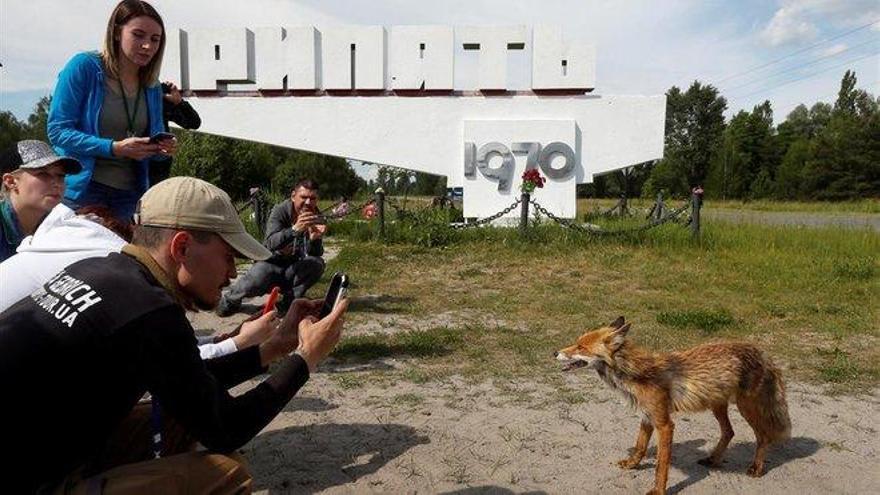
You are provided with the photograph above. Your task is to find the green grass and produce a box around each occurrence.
[579,197,880,215]
[391,393,426,407]
[656,308,735,333]
[313,210,879,392]
[815,347,880,392]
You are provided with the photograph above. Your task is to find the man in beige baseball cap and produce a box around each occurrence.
[136,175,270,262]
[132,176,272,311]
[0,175,348,494]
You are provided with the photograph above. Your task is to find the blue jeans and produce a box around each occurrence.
[63,181,142,222]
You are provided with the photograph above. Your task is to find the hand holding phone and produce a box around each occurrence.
[296,297,348,372]
[319,272,349,318]
[149,132,175,144]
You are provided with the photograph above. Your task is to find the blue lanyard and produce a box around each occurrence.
[150,399,163,458]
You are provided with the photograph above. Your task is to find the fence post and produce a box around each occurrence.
[254,193,266,239]
[375,187,386,237]
[691,186,704,239]
[619,193,628,216]
[520,192,530,233]
[654,191,665,220]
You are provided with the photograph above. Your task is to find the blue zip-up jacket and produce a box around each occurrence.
[47,52,165,201]
[0,200,25,263]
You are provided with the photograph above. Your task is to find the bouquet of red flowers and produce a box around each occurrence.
[520,168,546,194]
[362,203,378,219]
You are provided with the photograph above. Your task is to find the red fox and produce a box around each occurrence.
[555,317,791,495]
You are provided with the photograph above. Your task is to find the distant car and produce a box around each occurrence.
[446,187,463,200]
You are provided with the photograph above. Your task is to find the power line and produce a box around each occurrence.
[728,51,879,101]
[713,18,880,84]
[725,38,879,92]
[767,79,880,114]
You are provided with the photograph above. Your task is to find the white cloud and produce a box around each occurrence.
[0,0,343,92]
[760,0,880,46]
[818,43,848,57]
[761,5,818,46]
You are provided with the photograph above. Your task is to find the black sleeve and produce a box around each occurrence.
[135,307,310,452]
[165,101,202,130]
[204,345,267,389]
[264,202,297,253]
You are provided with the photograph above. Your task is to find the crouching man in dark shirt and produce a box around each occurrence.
[0,176,348,494]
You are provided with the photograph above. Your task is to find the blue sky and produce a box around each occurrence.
[2,0,877,125]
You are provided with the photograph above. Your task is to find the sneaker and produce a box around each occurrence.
[215,295,240,317]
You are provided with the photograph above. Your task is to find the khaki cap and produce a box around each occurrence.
[135,177,271,261]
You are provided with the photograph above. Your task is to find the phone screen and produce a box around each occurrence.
[319,272,349,318]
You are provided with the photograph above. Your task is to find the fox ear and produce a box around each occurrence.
[606,323,631,351]
[610,316,625,329]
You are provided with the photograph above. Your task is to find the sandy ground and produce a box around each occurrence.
[186,252,880,494]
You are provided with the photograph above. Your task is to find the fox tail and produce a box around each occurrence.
[758,361,792,443]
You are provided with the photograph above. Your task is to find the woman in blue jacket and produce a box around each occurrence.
[48,0,176,221]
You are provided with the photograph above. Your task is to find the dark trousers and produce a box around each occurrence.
[224,256,325,306]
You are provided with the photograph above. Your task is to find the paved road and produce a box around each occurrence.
[704,209,880,232]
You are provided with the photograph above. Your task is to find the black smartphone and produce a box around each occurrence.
[319,272,349,318]
[149,132,175,143]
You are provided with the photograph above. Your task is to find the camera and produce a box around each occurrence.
[161,82,172,94]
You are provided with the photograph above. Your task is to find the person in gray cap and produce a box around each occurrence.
[0,176,348,494]
[0,139,82,262]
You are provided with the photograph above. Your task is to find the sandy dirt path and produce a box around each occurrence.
[231,371,878,495]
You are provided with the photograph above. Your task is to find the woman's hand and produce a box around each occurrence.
[156,136,177,157]
[162,81,183,105]
[112,137,161,160]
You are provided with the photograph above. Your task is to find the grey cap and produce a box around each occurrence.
[0,140,82,175]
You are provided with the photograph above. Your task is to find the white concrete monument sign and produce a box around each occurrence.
[161,25,665,220]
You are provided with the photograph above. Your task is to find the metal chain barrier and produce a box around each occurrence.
[584,197,627,219]
[322,198,376,220]
[384,196,414,217]
[450,198,522,230]
[530,198,692,236]
[342,191,695,238]
[384,196,442,220]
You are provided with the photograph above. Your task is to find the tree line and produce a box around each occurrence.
[3,69,876,202]
[590,70,879,201]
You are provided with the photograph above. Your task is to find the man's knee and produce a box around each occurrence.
[227,262,278,298]
[299,256,325,284]
[189,453,252,494]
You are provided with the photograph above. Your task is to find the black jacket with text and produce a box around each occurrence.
[0,248,309,493]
